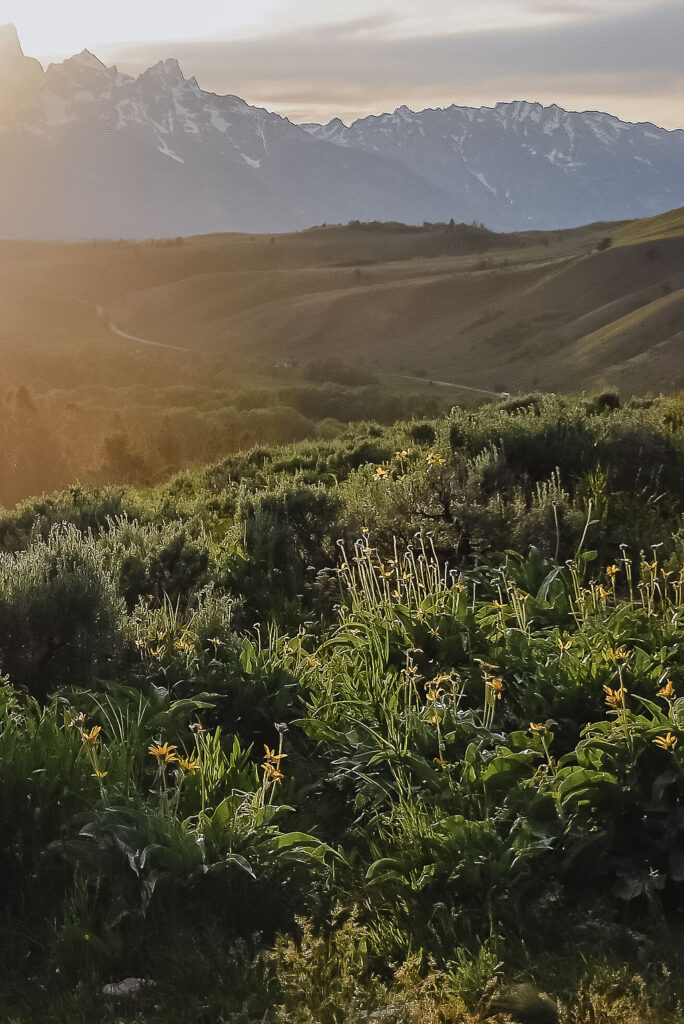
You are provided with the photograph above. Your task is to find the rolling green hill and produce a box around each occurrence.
[613,204,684,246]
[1,211,683,506]
[4,214,683,399]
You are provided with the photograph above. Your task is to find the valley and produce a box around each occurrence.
[1,209,682,506]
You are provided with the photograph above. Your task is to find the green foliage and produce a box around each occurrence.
[230,484,340,618]
[0,526,127,699]
[98,517,211,609]
[0,392,684,1019]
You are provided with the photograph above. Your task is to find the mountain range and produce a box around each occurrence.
[1,24,684,239]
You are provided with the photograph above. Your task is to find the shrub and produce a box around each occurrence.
[230,485,340,616]
[410,422,437,445]
[98,517,211,609]
[0,526,127,699]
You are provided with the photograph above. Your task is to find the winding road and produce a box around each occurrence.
[395,375,508,398]
[94,303,191,352]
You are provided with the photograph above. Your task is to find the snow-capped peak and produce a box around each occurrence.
[0,28,683,239]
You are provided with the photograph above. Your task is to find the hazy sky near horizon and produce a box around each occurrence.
[2,0,683,128]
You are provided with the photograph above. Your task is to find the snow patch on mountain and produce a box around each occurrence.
[0,24,683,239]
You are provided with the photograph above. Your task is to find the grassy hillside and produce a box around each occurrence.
[1,392,684,1021]
[613,204,684,246]
[101,219,684,398]
[2,212,684,507]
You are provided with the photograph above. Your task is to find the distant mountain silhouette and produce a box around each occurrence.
[0,26,683,238]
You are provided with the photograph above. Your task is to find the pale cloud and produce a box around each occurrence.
[94,1,684,129]
[3,0,677,128]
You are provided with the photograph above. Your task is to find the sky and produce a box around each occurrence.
[1,0,682,129]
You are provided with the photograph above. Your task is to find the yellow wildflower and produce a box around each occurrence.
[487,678,504,699]
[263,761,285,783]
[426,452,446,467]
[174,638,194,653]
[264,744,288,764]
[395,450,410,460]
[149,742,179,764]
[373,466,389,480]
[658,680,676,700]
[81,726,102,750]
[178,757,200,775]
[654,732,678,750]
[603,685,627,709]
[529,723,546,733]
[91,770,108,779]
[425,681,444,703]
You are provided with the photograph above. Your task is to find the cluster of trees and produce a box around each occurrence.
[0,380,444,507]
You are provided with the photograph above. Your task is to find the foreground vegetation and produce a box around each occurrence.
[2,391,684,1021]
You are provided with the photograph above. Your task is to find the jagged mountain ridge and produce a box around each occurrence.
[0,26,453,239]
[1,24,683,238]
[303,101,684,230]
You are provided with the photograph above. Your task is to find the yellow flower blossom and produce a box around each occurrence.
[529,723,546,733]
[425,681,444,703]
[373,466,389,480]
[263,761,285,783]
[658,680,676,700]
[486,678,504,699]
[603,685,627,709]
[81,726,102,750]
[178,757,200,774]
[149,742,179,764]
[91,770,108,779]
[654,732,678,750]
[426,452,446,467]
[174,638,194,653]
[264,744,288,764]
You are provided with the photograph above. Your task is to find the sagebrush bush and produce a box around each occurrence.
[0,525,127,698]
